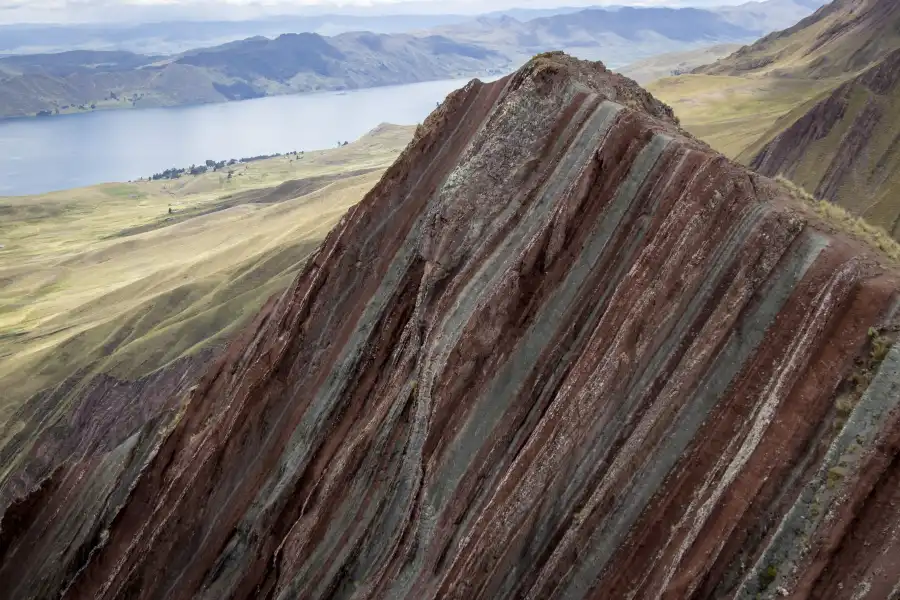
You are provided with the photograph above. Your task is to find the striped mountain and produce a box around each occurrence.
[2,53,900,600]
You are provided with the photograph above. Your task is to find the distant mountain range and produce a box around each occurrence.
[0,0,825,56]
[405,1,827,69]
[0,9,598,56]
[0,33,510,119]
[0,0,827,120]
[431,6,760,65]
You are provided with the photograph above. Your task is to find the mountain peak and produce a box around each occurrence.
[4,53,900,600]
[517,52,680,125]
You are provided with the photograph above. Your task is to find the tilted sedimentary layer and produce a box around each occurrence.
[751,48,900,239]
[2,53,900,600]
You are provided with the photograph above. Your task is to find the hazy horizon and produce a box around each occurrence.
[0,0,782,25]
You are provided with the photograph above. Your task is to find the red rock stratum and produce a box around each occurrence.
[2,53,900,600]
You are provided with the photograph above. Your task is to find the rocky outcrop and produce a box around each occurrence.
[3,53,900,600]
[750,48,900,239]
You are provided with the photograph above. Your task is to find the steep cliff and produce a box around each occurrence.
[749,48,900,239]
[3,53,900,600]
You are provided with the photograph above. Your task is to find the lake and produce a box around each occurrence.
[0,77,498,196]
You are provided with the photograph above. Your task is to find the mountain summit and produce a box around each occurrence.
[2,53,900,600]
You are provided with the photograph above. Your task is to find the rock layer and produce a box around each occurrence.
[2,53,900,600]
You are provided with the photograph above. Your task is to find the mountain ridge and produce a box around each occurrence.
[0,31,509,119]
[3,52,900,600]
[647,0,899,170]
[695,0,900,78]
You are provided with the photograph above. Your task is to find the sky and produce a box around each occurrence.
[0,0,759,24]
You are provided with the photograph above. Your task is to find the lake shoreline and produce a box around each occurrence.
[0,67,512,124]
[0,77,502,196]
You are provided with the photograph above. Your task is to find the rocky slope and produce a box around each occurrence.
[0,32,508,119]
[696,0,900,78]
[647,0,899,162]
[3,53,900,600]
[749,48,900,239]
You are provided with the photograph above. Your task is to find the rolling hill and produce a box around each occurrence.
[749,47,900,238]
[618,43,743,84]
[649,0,900,161]
[0,32,509,119]
[0,124,414,504]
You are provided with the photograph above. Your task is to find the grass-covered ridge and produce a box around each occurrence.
[647,73,838,158]
[746,48,900,240]
[648,0,899,157]
[646,0,900,243]
[777,175,900,263]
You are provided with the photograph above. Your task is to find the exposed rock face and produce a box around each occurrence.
[0,350,215,511]
[3,53,900,600]
[750,48,900,238]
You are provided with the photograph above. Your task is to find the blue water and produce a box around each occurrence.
[0,77,494,196]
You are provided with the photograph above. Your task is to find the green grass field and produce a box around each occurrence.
[648,74,840,159]
[0,123,414,424]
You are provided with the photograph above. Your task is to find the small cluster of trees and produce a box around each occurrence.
[148,151,304,181]
[150,167,189,180]
[239,152,285,163]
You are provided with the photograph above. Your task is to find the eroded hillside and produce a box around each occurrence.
[649,0,900,159]
[749,48,900,239]
[2,53,900,600]
[696,0,900,78]
[0,125,412,514]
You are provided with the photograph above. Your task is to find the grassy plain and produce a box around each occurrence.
[0,124,414,421]
[647,74,839,158]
